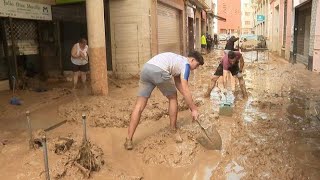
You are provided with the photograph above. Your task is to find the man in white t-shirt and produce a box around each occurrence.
[124,51,204,150]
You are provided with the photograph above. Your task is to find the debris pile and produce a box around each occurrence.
[54,138,104,179]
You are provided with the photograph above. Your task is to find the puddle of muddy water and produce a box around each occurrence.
[286,89,320,179]
[289,137,320,179]
[242,97,269,123]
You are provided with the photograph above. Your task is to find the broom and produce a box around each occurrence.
[10,76,22,105]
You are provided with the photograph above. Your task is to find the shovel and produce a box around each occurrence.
[194,116,222,150]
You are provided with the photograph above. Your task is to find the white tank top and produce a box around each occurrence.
[71,43,89,65]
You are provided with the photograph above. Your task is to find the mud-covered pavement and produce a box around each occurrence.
[1,50,320,179]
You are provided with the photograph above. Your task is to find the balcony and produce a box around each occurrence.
[189,0,210,9]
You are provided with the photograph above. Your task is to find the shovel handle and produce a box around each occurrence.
[195,120,204,130]
[82,114,87,142]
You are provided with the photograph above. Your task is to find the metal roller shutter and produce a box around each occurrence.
[157,3,180,54]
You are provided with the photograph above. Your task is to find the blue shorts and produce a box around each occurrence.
[138,64,177,97]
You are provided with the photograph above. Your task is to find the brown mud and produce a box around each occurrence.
[0,50,320,179]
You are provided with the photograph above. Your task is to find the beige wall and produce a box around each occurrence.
[312,0,320,71]
[195,9,201,51]
[110,0,152,77]
[151,0,158,57]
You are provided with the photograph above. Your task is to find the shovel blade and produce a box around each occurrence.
[196,125,222,150]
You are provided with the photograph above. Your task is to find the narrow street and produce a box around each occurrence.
[1,50,319,179]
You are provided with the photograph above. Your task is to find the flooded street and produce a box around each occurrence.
[1,50,320,179]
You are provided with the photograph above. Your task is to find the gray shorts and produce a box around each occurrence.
[138,64,177,97]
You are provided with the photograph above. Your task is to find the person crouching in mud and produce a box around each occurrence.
[204,50,248,99]
[124,51,204,150]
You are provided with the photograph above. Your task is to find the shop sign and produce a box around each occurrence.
[257,15,265,22]
[0,0,52,20]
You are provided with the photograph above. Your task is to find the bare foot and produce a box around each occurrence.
[124,138,133,150]
[170,128,183,143]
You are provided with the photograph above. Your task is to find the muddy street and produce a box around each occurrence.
[1,50,320,179]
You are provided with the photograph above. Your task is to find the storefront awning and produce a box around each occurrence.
[213,15,226,22]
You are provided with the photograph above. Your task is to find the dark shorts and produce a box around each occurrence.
[214,63,240,76]
[72,63,89,72]
[201,44,207,48]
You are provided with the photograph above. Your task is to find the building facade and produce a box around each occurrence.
[216,0,241,35]
[253,0,320,72]
[241,0,254,34]
[253,0,269,37]
[0,0,214,90]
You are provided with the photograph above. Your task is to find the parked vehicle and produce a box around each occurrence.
[240,34,267,51]
[218,34,228,41]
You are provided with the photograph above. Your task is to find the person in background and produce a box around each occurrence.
[71,38,89,89]
[201,34,207,54]
[124,51,204,150]
[225,36,239,51]
[213,34,219,49]
[204,50,248,99]
[206,34,213,53]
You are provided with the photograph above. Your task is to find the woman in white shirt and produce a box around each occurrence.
[71,38,89,89]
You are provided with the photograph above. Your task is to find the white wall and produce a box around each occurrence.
[213,0,218,34]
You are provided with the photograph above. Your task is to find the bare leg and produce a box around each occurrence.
[127,96,149,140]
[167,93,182,143]
[80,72,87,88]
[73,71,80,89]
[167,93,178,130]
[238,77,248,98]
[205,76,219,98]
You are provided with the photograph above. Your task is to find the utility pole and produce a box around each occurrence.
[86,0,108,95]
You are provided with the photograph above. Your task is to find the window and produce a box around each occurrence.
[245,21,251,25]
